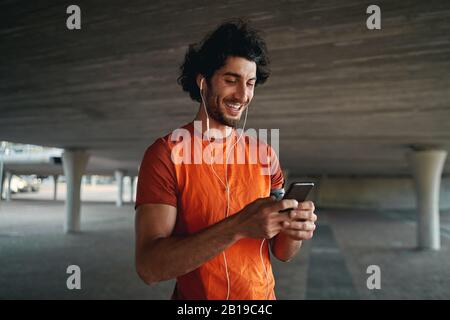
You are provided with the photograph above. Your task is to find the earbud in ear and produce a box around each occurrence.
[200,78,204,91]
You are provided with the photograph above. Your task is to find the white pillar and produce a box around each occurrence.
[115,170,125,207]
[408,149,447,250]
[0,161,4,201]
[53,174,59,200]
[130,176,136,203]
[5,171,12,201]
[62,150,89,233]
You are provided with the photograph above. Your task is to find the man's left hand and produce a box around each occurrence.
[280,201,317,241]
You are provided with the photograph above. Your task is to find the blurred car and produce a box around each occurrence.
[9,175,28,193]
[7,175,41,193]
[22,175,41,192]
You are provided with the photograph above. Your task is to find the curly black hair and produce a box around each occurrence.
[177,18,271,102]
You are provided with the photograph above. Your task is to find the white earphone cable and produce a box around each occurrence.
[200,79,267,300]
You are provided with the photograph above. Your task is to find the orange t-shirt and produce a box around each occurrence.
[136,122,284,300]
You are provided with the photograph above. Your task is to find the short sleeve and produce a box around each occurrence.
[135,138,178,209]
[269,145,284,190]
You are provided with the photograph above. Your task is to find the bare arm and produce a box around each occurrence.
[135,198,297,285]
[270,233,303,262]
[135,203,242,284]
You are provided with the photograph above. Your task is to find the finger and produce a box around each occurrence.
[298,201,315,211]
[272,199,298,213]
[289,210,316,221]
[289,210,296,219]
[271,212,292,224]
[269,219,291,234]
[281,220,290,228]
[287,221,316,231]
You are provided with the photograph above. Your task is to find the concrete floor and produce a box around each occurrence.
[1,193,450,299]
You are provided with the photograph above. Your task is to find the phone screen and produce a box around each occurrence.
[279,182,314,212]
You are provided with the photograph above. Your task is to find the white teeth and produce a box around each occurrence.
[226,103,241,110]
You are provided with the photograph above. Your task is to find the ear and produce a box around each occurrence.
[196,74,205,90]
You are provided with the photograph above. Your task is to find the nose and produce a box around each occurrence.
[233,82,250,103]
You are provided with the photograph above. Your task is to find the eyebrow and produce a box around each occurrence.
[223,72,257,81]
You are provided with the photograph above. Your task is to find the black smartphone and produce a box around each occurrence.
[271,182,314,212]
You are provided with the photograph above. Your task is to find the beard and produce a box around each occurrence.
[204,90,243,128]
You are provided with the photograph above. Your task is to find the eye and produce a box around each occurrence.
[225,78,237,84]
[247,82,255,87]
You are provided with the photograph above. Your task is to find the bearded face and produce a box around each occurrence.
[201,56,256,128]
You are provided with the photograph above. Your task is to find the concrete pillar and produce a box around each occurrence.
[53,174,59,200]
[5,171,12,201]
[130,176,136,203]
[115,170,125,207]
[0,161,4,201]
[62,150,89,233]
[408,149,447,250]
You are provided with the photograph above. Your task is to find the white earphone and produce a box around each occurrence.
[199,76,269,300]
[200,79,209,137]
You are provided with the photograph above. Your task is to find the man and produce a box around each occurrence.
[135,19,317,300]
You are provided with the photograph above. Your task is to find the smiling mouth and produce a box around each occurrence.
[224,102,244,115]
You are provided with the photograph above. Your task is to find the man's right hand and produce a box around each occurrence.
[234,197,299,240]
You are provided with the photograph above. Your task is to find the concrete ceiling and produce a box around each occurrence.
[1,0,450,177]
